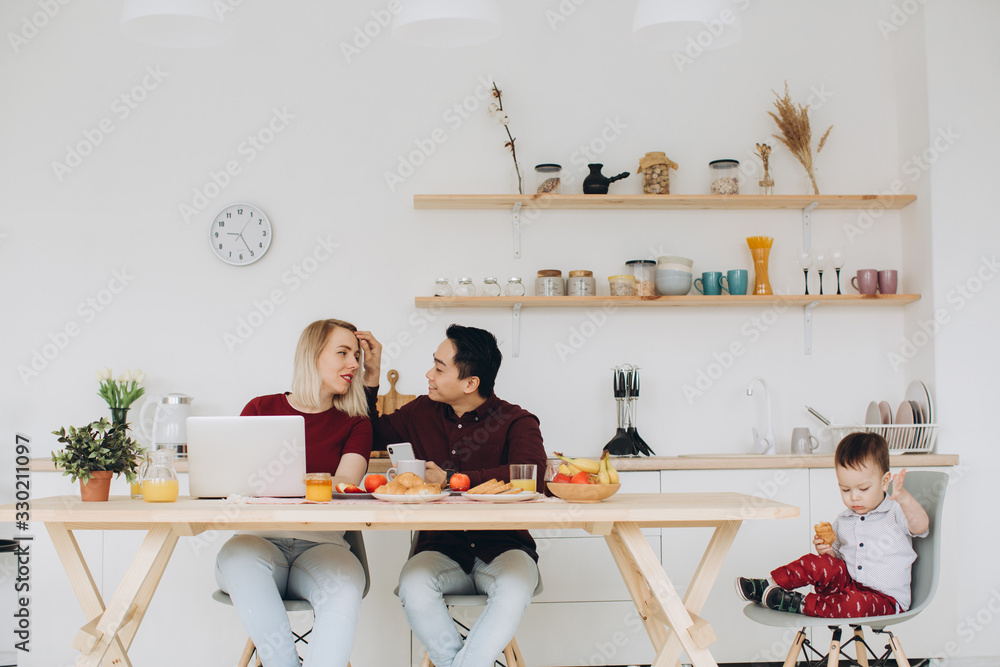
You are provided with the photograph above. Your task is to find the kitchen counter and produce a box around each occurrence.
[28,452,958,474]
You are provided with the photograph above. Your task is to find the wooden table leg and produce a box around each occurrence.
[657,520,741,667]
[613,521,736,667]
[46,523,132,666]
[74,524,179,667]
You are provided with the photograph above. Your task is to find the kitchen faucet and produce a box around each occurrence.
[746,377,775,455]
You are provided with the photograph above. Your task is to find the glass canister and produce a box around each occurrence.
[535,270,565,296]
[567,270,596,296]
[535,164,562,194]
[504,277,525,296]
[626,260,657,296]
[455,277,476,297]
[142,449,179,503]
[433,278,453,297]
[637,152,678,194]
[482,277,501,297]
[130,452,149,499]
[609,275,636,296]
[709,159,740,194]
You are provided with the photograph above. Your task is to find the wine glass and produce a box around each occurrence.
[831,248,846,294]
[814,250,828,295]
[796,251,813,295]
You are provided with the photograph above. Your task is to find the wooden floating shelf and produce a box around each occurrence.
[413,194,917,211]
[415,295,920,308]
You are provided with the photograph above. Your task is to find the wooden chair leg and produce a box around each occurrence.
[783,630,807,667]
[854,627,868,667]
[890,635,911,667]
[510,636,525,666]
[421,650,434,667]
[237,637,255,667]
[503,642,517,666]
[827,627,843,667]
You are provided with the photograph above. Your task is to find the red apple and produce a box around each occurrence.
[570,471,594,484]
[551,473,572,484]
[449,473,471,492]
[364,474,387,493]
[336,482,365,494]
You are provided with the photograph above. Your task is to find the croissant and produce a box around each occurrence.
[405,483,442,496]
[814,521,836,545]
[394,472,424,489]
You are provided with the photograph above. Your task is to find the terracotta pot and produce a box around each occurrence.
[80,471,113,502]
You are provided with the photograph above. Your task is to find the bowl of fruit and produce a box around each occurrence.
[546,452,620,503]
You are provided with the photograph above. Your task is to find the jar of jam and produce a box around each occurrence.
[567,270,596,296]
[305,472,333,502]
[535,270,565,296]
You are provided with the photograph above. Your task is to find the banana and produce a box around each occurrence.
[558,463,579,476]
[597,452,611,485]
[553,452,602,475]
[604,451,620,484]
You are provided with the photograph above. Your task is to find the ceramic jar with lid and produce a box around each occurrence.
[535,270,564,296]
[482,277,501,297]
[455,277,476,297]
[567,270,596,296]
[626,260,657,296]
[505,277,525,296]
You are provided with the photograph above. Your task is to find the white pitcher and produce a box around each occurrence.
[139,394,193,458]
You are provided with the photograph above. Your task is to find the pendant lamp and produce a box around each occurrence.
[632,0,741,52]
[121,0,231,48]
[392,0,502,48]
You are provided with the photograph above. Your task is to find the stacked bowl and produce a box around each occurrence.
[656,256,693,295]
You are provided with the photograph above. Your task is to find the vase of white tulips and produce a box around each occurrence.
[97,368,146,425]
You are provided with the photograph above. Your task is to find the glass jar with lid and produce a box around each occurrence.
[709,159,740,195]
[608,275,636,297]
[142,449,179,503]
[567,270,596,296]
[433,278,453,297]
[534,164,562,194]
[504,277,525,296]
[455,277,476,297]
[535,270,564,296]
[482,277,501,297]
[626,260,656,296]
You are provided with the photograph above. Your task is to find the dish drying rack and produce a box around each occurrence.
[825,423,938,454]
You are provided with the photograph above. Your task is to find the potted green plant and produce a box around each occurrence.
[51,418,145,501]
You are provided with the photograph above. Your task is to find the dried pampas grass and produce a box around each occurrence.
[768,82,832,195]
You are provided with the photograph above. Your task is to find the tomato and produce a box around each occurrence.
[449,473,471,492]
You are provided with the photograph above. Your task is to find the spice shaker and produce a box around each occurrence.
[535,164,562,194]
[505,277,525,296]
[709,159,740,195]
[455,277,476,297]
[535,270,565,296]
[482,277,501,297]
[637,152,678,195]
[567,270,596,296]
[626,260,656,296]
[433,278,453,297]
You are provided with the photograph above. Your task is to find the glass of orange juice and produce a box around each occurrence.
[142,449,179,503]
[509,464,537,493]
[305,473,333,502]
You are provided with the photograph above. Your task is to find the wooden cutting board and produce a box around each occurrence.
[376,369,416,416]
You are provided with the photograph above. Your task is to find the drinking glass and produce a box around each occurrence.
[510,464,537,493]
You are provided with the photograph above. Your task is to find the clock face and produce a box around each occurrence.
[209,203,272,266]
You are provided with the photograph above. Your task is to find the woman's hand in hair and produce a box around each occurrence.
[355,331,383,387]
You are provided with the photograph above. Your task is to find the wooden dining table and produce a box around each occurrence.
[2,492,798,667]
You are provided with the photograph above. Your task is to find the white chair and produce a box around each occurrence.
[213,531,370,667]
[743,471,947,667]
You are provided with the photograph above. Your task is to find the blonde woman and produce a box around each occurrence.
[215,319,371,667]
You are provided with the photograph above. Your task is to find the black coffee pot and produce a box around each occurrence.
[582,163,630,194]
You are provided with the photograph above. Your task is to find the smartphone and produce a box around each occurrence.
[387,442,415,467]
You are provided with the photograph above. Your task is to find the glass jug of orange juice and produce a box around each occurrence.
[142,449,179,503]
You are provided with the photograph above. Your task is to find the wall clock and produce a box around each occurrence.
[209,203,272,266]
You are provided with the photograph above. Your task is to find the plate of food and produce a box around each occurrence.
[462,479,540,502]
[330,492,373,500]
[371,472,449,503]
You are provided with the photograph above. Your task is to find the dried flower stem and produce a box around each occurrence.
[491,82,523,194]
[768,82,833,195]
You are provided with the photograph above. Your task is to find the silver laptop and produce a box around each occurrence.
[186,416,307,498]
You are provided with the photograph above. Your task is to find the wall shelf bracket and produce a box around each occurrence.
[511,202,522,259]
[802,202,819,252]
[511,302,522,357]
[803,301,819,355]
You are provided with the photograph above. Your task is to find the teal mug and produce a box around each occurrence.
[722,269,748,296]
[694,271,725,295]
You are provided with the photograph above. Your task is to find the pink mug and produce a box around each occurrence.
[851,269,878,295]
[878,270,898,294]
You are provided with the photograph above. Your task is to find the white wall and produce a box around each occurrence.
[2,0,997,662]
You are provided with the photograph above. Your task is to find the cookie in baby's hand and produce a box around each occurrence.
[814,521,836,545]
